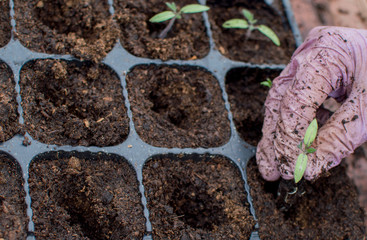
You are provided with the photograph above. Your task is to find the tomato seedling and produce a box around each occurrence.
[149,2,210,39]
[294,118,318,183]
[222,9,280,46]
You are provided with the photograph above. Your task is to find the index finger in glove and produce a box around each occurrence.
[256,61,297,181]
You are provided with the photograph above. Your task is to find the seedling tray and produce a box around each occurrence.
[3,0,365,239]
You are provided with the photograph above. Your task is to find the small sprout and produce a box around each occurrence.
[149,2,210,39]
[222,9,280,46]
[294,119,318,183]
[260,78,272,88]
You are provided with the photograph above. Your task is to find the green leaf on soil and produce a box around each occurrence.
[149,11,176,22]
[222,19,249,29]
[242,9,255,23]
[303,119,318,148]
[306,147,316,154]
[294,153,308,183]
[260,78,272,88]
[166,2,177,12]
[257,25,280,46]
[181,4,210,14]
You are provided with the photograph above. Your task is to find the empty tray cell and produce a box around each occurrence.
[207,0,296,64]
[0,61,19,142]
[114,0,210,61]
[247,158,366,239]
[126,64,230,148]
[14,0,118,61]
[0,152,28,239]
[20,59,129,146]
[0,0,11,48]
[143,153,255,239]
[29,151,146,240]
[225,67,282,146]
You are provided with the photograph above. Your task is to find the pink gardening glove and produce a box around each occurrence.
[256,26,367,181]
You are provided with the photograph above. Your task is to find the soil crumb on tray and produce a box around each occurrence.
[247,158,366,239]
[29,151,146,240]
[143,154,255,239]
[14,0,119,62]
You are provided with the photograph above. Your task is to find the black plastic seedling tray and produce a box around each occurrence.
[0,0,303,239]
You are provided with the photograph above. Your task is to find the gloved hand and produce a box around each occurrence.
[256,26,367,181]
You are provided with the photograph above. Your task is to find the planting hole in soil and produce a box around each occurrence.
[0,61,19,142]
[113,0,210,60]
[0,0,11,48]
[28,151,145,240]
[20,59,129,147]
[0,152,28,240]
[126,64,230,148]
[14,0,119,61]
[247,158,366,239]
[225,67,282,146]
[207,0,296,64]
[143,154,255,239]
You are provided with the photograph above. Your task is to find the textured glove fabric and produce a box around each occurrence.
[256,26,367,181]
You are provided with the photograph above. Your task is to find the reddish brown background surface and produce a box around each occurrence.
[290,0,367,229]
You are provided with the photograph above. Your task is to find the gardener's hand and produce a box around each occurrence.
[256,26,367,181]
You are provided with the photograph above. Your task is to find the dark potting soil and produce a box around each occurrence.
[14,0,119,62]
[247,158,366,239]
[143,154,255,239]
[28,151,146,240]
[0,153,28,240]
[207,0,296,64]
[0,61,19,142]
[114,0,210,61]
[225,67,282,146]
[20,59,129,147]
[126,64,231,148]
[0,0,11,48]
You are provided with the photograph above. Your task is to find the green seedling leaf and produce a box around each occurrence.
[260,78,272,88]
[306,147,316,154]
[294,153,308,183]
[257,25,280,46]
[181,4,210,14]
[149,11,176,22]
[297,141,303,150]
[222,19,249,29]
[242,9,254,22]
[303,119,318,148]
[166,2,177,12]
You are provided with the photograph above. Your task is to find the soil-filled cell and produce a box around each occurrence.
[0,61,19,142]
[20,59,129,147]
[114,0,210,61]
[0,0,11,48]
[207,0,296,64]
[14,0,118,62]
[29,151,145,240]
[0,153,28,239]
[126,64,230,148]
[225,67,282,146]
[247,158,366,239]
[143,154,255,239]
